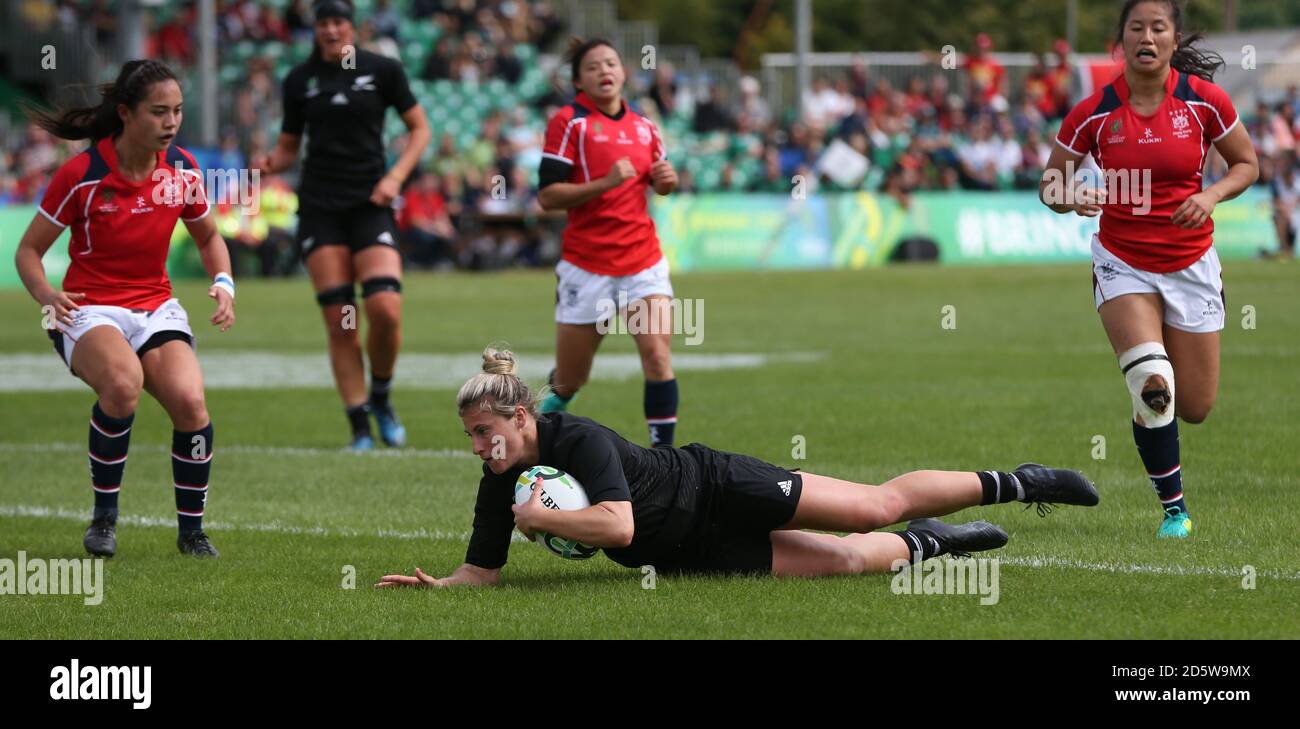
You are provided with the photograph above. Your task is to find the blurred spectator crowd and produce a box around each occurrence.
[3,3,1296,269]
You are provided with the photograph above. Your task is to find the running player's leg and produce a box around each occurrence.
[1157,249,1223,426]
[1143,249,1225,536]
[70,325,142,556]
[781,466,1097,534]
[1099,292,1192,536]
[1163,326,1219,425]
[629,295,676,446]
[306,245,370,448]
[544,260,608,413]
[545,323,603,412]
[355,243,405,446]
[624,259,678,445]
[141,339,218,556]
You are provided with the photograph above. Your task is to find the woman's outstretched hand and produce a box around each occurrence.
[375,566,445,588]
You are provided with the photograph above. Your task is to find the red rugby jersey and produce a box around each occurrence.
[1056,68,1239,273]
[542,91,666,276]
[39,137,209,310]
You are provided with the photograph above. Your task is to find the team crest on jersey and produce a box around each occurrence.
[306,77,320,98]
[96,189,118,213]
[1171,108,1193,139]
[1106,118,1125,144]
[634,120,652,146]
[157,177,183,207]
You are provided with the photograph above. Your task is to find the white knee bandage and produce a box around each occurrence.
[1119,342,1176,428]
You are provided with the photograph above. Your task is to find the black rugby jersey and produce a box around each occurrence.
[465,413,702,570]
[281,48,417,209]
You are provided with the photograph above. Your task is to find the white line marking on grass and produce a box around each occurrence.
[2,502,1295,579]
[0,351,826,392]
[1001,555,1299,581]
[0,504,530,543]
[0,442,478,460]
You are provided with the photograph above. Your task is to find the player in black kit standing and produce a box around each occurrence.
[254,0,430,450]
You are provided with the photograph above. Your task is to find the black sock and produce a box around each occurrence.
[644,378,678,447]
[172,423,213,533]
[370,374,393,411]
[347,404,372,437]
[1132,420,1186,515]
[89,402,133,519]
[892,529,944,564]
[977,471,1023,504]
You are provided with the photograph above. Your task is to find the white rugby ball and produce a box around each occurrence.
[514,466,599,560]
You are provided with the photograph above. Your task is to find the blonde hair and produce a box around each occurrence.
[456,345,541,418]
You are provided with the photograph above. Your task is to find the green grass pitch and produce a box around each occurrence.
[1,261,1296,638]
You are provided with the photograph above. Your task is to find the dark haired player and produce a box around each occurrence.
[1040,0,1258,538]
[15,59,233,557]
[254,0,431,450]
[536,39,682,448]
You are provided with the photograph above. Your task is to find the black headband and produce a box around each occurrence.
[314,0,353,22]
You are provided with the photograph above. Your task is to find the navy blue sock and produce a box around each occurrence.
[172,424,213,533]
[644,378,678,447]
[1132,420,1186,515]
[89,402,133,518]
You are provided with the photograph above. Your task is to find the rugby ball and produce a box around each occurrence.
[514,466,600,560]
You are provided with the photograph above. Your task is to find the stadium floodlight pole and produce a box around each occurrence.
[796,0,811,121]
[1067,0,1078,53]
[120,0,145,60]
[199,0,218,146]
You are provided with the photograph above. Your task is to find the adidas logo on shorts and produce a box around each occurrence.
[777,480,793,496]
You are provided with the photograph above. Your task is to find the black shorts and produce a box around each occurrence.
[296,201,400,261]
[655,444,804,576]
